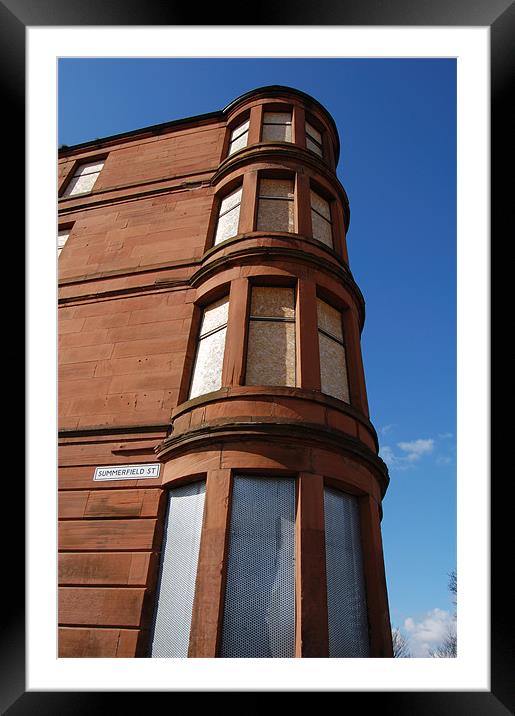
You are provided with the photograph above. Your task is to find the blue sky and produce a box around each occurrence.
[58,58,457,657]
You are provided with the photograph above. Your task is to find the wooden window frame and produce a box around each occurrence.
[256,174,296,234]
[310,187,334,248]
[244,284,297,388]
[261,109,293,143]
[187,296,229,400]
[227,118,250,157]
[316,297,351,404]
[305,119,324,158]
[212,183,243,247]
[61,157,106,198]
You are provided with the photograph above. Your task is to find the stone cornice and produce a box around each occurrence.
[170,385,377,447]
[155,418,389,497]
[211,143,350,230]
[58,85,341,163]
[58,423,169,439]
[58,175,214,215]
[221,85,341,163]
[190,239,366,329]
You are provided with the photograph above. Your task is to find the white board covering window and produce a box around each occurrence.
[220,476,296,658]
[310,190,333,248]
[189,296,229,399]
[324,487,370,657]
[62,160,105,197]
[256,178,295,233]
[150,481,206,657]
[57,229,70,257]
[228,119,249,156]
[214,186,242,245]
[245,286,296,387]
[306,121,323,157]
[317,298,350,402]
[261,111,292,143]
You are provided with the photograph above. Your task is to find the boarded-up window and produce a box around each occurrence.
[311,190,333,248]
[58,229,70,257]
[245,287,296,387]
[189,296,229,399]
[256,178,295,233]
[324,487,369,657]
[150,480,206,657]
[262,112,292,143]
[62,160,105,197]
[228,119,250,156]
[317,298,349,402]
[306,121,323,157]
[220,475,296,658]
[214,186,242,245]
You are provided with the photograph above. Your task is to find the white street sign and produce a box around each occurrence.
[93,463,161,481]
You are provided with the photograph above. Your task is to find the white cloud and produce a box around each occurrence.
[436,454,452,466]
[397,439,434,460]
[438,432,454,439]
[379,438,434,470]
[403,608,455,657]
[378,424,395,435]
[379,445,414,471]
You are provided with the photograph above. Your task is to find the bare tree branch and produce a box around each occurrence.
[391,626,411,658]
[429,568,457,658]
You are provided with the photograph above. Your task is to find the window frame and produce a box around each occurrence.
[323,482,370,657]
[261,109,293,143]
[316,296,351,403]
[219,473,297,658]
[61,157,106,198]
[57,229,70,257]
[212,184,243,247]
[57,221,74,258]
[305,119,324,158]
[188,295,230,400]
[227,117,250,157]
[310,187,334,248]
[244,284,297,388]
[256,174,296,234]
[149,478,207,658]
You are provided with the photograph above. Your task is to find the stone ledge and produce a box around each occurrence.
[155,418,389,497]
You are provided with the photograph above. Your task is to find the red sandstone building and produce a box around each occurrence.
[58,85,393,658]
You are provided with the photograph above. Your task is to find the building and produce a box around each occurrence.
[58,85,393,658]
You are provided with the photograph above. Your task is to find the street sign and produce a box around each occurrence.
[93,463,161,481]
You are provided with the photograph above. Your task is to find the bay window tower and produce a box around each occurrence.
[58,86,392,659]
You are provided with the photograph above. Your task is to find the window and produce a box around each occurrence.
[189,296,229,399]
[317,299,350,402]
[220,475,296,658]
[245,286,296,387]
[305,121,323,157]
[57,229,70,257]
[213,186,242,246]
[310,190,333,248]
[261,111,292,143]
[324,486,369,657]
[62,160,105,197]
[150,481,206,657]
[228,119,249,156]
[256,178,295,233]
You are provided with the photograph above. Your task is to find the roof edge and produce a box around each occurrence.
[223,85,340,162]
[58,110,223,156]
[58,85,341,163]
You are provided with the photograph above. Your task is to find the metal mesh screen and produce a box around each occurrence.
[220,476,296,658]
[149,481,206,657]
[324,487,370,657]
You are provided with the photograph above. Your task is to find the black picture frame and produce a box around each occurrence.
[10,0,505,711]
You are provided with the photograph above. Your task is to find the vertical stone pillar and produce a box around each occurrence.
[295,473,329,657]
[188,469,233,657]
